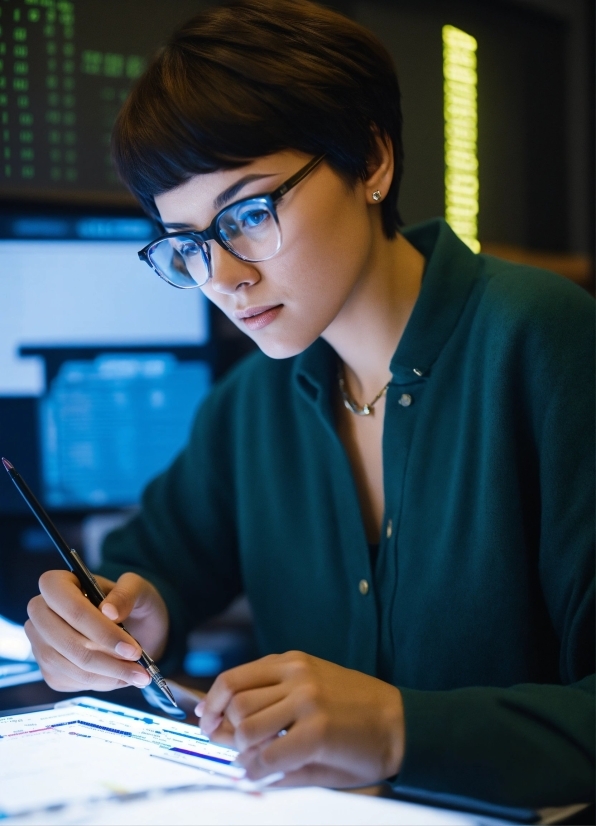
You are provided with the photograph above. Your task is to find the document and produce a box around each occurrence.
[0,696,246,820]
[0,696,479,825]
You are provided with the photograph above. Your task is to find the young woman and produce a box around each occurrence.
[24,0,594,808]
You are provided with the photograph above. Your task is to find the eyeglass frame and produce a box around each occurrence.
[137,153,326,287]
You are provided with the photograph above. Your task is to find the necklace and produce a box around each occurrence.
[338,365,390,416]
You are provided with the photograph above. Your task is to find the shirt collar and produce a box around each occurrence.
[392,218,480,377]
[294,218,481,405]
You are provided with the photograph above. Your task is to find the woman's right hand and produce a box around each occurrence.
[25,570,170,693]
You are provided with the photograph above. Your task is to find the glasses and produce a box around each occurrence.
[138,154,325,289]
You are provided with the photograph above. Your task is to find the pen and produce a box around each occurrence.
[2,456,177,708]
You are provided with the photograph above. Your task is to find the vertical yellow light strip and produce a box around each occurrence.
[442,25,480,253]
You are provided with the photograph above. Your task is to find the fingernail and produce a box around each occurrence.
[101,604,118,620]
[195,701,205,716]
[131,671,151,687]
[115,641,139,659]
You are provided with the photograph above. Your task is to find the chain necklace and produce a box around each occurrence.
[338,365,390,416]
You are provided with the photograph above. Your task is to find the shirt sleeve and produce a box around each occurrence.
[98,368,244,673]
[394,273,595,808]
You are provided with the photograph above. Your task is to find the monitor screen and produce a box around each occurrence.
[0,0,206,203]
[0,214,211,512]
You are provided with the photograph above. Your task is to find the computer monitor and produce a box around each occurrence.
[0,212,211,514]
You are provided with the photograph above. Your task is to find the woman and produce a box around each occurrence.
[25,0,594,808]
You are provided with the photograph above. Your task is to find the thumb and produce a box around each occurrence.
[99,572,148,623]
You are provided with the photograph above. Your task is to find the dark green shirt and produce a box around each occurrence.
[101,219,595,809]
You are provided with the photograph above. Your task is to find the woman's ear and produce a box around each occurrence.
[365,130,394,205]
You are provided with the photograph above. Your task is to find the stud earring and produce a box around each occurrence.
[372,190,382,202]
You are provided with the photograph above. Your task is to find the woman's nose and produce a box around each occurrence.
[209,242,260,294]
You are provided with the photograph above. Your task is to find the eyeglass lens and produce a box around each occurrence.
[148,197,282,288]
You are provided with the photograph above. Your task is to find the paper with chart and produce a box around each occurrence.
[0,695,243,820]
[0,696,480,826]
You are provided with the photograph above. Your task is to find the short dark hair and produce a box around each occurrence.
[112,0,404,237]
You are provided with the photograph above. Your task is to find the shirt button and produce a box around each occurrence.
[386,519,393,538]
[398,393,412,407]
[359,579,369,595]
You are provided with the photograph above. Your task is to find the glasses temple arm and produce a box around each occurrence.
[271,154,325,201]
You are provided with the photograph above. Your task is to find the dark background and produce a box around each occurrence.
[0,0,593,624]
[0,0,593,253]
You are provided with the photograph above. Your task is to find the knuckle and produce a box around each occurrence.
[78,667,98,687]
[228,693,249,720]
[215,671,234,694]
[262,653,280,665]
[96,625,119,651]
[120,571,142,588]
[76,645,95,669]
[285,651,310,676]
[65,601,88,628]
[35,648,60,680]
[63,637,91,668]
[116,662,135,683]
[44,673,66,691]
[109,586,130,607]
[297,681,320,709]
[116,573,145,603]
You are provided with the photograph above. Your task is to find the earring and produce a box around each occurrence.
[372,190,382,202]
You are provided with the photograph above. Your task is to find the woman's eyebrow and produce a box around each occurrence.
[161,172,279,231]
[212,172,277,210]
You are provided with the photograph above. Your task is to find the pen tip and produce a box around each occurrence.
[164,686,177,707]
[2,458,14,472]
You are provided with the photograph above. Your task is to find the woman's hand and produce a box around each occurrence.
[25,570,169,693]
[198,651,405,787]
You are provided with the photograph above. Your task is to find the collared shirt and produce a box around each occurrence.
[101,219,594,808]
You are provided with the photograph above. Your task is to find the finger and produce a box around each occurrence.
[226,684,287,728]
[26,599,150,686]
[37,572,143,659]
[25,619,133,692]
[98,572,157,623]
[237,718,322,780]
[201,656,284,735]
[270,764,366,788]
[233,695,293,752]
[204,715,236,747]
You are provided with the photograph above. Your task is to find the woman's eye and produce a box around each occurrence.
[239,209,269,229]
[175,240,200,257]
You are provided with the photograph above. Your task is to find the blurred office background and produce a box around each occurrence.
[0,0,593,677]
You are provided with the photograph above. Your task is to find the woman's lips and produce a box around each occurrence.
[237,305,283,331]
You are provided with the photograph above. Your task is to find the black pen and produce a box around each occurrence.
[2,457,177,707]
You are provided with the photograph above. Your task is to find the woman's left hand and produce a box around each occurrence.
[197,651,405,787]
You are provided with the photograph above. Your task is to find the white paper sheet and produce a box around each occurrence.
[0,695,242,820]
[3,786,478,826]
[0,696,479,826]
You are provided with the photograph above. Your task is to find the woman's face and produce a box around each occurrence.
[154,150,378,359]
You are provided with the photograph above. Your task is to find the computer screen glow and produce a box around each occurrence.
[0,224,211,509]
